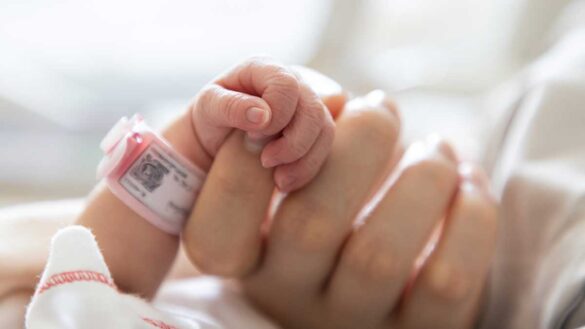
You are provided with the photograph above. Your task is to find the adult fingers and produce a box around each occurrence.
[268,82,355,192]
[184,62,348,275]
[394,164,497,329]
[324,137,459,329]
[243,91,400,306]
[182,131,274,276]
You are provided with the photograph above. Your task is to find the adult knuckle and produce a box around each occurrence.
[348,110,400,150]
[277,201,335,251]
[345,239,401,282]
[423,262,470,302]
[214,165,257,198]
[403,157,458,192]
[279,216,330,252]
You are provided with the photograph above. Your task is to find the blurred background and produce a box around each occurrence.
[0,0,580,205]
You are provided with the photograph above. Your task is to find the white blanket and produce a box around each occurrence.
[478,27,585,329]
[27,226,215,329]
[0,200,278,329]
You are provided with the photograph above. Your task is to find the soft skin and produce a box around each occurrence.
[183,91,498,329]
[76,57,343,298]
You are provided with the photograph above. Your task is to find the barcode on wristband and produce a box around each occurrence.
[119,141,199,227]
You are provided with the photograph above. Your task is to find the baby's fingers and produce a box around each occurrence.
[272,126,334,192]
[262,81,335,191]
[217,57,300,136]
[193,84,272,155]
[292,65,347,119]
[261,82,330,167]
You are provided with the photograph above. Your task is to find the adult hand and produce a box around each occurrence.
[184,83,497,329]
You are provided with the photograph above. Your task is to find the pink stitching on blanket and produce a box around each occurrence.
[37,272,177,328]
[37,270,116,294]
[142,317,179,329]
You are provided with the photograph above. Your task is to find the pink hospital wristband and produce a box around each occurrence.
[97,114,206,235]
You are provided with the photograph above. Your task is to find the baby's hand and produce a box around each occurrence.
[191,57,336,192]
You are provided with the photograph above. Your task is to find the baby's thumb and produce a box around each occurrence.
[196,84,272,131]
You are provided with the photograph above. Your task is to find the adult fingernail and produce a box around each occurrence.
[246,107,270,126]
[459,162,496,201]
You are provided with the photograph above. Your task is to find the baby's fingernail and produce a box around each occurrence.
[246,107,270,126]
[244,134,270,153]
[277,175,295,191]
